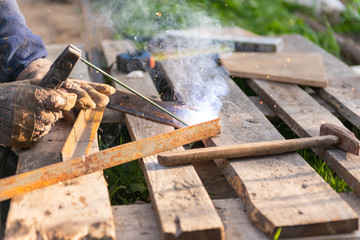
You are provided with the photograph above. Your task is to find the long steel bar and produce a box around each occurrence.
[80,58,189,127]
[0,118,220,202]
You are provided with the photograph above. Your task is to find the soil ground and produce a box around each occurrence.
[18,0,84,44]
[18,0,113,49]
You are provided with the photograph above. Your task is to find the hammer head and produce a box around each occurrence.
[320,123,359,155]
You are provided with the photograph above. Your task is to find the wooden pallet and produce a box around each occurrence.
[4,26,360,239]
[4,44,116,240]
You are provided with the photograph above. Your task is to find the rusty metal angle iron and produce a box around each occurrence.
[0,118,221,202]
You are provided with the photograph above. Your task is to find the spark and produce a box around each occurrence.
[273,104,277,108]
[156,12,162,17]
[267,75,270,79]
[48,9,51,13]
[286,58,291,62]
[260,101,263,104]
[352,88,355,91]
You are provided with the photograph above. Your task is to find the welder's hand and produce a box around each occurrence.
[0,80,76,148]
[17,58,116,110]
[61,79,116,109]
[32,87,77,142]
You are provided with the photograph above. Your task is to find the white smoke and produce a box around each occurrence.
[95,0,230,117]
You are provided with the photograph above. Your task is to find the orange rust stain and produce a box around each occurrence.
[0,118,221,201]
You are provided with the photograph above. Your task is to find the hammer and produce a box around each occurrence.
[39,44,81,89]
[158,123,359,166]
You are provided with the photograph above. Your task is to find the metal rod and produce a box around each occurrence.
[158,135,341,166]
[80,58,189,127]
[0,118,220,202]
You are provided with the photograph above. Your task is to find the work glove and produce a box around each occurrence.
[0,80,76,148]
[0,58,116,148]
[16,59,116,109]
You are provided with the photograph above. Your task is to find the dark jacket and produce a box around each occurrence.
[0,0,47,82]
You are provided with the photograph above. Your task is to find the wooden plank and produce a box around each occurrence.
[112,204,161,240]
[112,192,360,240]
[158,31,358,238]
[102,40,225,240]
[5,44,116,240]
[279,35,360,130]
[220,52,328,87]
[249,96,278,121]
[245,35,360,197]
[351,65,360,75]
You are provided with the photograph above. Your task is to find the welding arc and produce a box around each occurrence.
[80,58,189,127]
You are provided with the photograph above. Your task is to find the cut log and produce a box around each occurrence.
[220,52,328,87]
[5,44,116,240]
[158,28,358,238]
[102,40,225,240]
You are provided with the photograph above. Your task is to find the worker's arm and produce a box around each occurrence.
[0,1,115,147]
[0,0,48,83]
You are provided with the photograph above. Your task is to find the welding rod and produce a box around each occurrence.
[80,58,189,127]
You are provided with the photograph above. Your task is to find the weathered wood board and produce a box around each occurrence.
[280,35,360,130]
[158,29,358,238]
[245,35,360,197]
[112,204,161,240]
[352,65,360,75]
[112,192,360,240]
[5,44,115,240]
[102,40,225,240]
[220,52,328,87]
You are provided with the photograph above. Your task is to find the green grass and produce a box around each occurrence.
[298,149,352,193]
[98,124,149,205]
[94,0,359,59]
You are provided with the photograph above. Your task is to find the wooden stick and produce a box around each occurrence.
[158,135,340,166]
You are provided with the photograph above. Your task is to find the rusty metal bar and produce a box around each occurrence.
[0,118,221,202]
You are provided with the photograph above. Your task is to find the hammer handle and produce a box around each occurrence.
[158,135,340,166]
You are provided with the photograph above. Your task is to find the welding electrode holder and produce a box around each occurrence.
[116,50,152,73]
[39,44,82,89]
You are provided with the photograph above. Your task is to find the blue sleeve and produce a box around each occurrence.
[0,0,48,82]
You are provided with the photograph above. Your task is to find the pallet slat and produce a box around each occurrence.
[5,44,115,240]
[158,28,358,238]
[282,35,360,130]
[221,52,328,87]
[102,40,225,240]
[245,34,360,196]
[112,192,360,240]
